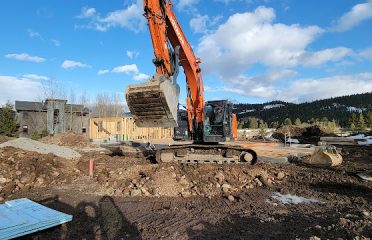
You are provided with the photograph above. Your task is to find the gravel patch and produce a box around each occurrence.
[0,137,81,160]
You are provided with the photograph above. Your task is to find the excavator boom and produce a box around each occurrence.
[126,0,203,130]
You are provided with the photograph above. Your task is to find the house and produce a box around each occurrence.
[15,99,89,136]
[89,115,173,142]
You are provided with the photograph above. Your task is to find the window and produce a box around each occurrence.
[82,127,87,133]
[117,121,121,132]
[98,121,103,132]
[53,109,60,124]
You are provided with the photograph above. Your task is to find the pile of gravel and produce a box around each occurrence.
[0,137,81,160]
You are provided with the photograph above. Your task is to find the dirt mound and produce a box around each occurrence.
[88,160,281,198]
[273,125,334,144]
[0,147,79,200]
[40,132,89,147]
[0,135,12,144]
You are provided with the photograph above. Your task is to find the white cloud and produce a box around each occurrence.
[51,39,61,47]
[100,64,149,81]
[197,6,324,79]
[22,74,49,81]
[27,29,42,39]
[278,73,372,102]
[76,0,146,33]
[98,69,110,75]
[112,64,139,74]
[359,46,372,60]
[298,47,353,66]
[195,6,357,103]
[78,7,96,18]
[333,0,372,32]
[207,72,372,103]
[61,60,91,69]
[5,53,46,63]
[0,75,43,105]
[177,0,199,9]
[190,15,209,33]
[126,50,139,59]
[133,73,150,81]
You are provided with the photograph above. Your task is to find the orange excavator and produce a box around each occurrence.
[126,0,257,164]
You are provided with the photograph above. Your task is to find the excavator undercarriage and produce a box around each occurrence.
[156,144,257,164]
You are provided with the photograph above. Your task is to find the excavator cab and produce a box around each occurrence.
[203,100,233,143]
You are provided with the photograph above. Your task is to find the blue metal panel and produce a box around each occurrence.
[0,198,72,240]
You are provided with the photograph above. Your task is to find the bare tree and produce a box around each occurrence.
[91,93,125,118]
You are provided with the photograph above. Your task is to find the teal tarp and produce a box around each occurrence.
[0,198,72,239]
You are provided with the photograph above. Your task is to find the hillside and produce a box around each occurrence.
[234,92,372,127]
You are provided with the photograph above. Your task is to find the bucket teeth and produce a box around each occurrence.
[126,76,180,128]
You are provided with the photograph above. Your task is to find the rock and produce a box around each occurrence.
[51,171,60,177]
[361,211,370,218]
[339,218,348,227]
[215,172,225,183]
[20,175,30,184]
[15,171,22,176]
[36,177,45,185]
[181,191,191,198]
[222,183,231,193]
[309,237,320,240]
[171,172,177,178]
[192,223,205,231]
[0,196,3,202]
[314,225,322,230]
[140,187,151,196]
[254,178,263,187]
[179,176,189,186]
[276,172,285,180]
[227,195,235,202]
[130,189,142,197]
[0,177,8,184]
[221,183,231,189]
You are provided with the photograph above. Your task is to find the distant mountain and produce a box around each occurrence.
[234,92,372,127]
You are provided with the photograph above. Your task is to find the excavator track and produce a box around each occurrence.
[156,144,257,164]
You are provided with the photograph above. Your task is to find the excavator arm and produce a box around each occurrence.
[126,0,204,134]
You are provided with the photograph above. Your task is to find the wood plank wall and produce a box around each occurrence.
[89,116,173,141]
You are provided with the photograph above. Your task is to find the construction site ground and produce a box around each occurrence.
[0,135,371,239]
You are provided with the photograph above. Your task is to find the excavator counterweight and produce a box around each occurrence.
[126,74,180,128]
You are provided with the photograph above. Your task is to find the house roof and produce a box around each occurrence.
[15,101,46,112]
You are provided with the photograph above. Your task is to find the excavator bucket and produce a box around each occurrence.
[126,74,180,128]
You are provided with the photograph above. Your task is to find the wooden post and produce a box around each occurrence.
[89,160,94,177]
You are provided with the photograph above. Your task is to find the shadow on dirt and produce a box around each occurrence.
[19,195,141,240]
[310,182,372,201]
[186,212,355,240]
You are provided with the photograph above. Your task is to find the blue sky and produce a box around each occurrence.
[1,0,372,106]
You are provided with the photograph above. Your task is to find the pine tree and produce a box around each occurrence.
[357,113,366,131]
[367,111,372,128]
[284,118,292,125]
[350,113,357,126]
[249,118,258,129]
[0,102,17,137]
[295,118,301,126]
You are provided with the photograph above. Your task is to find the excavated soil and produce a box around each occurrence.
[1,142,371,239]
[40,132,90,148]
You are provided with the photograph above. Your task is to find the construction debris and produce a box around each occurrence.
[357,170,372,181]
[0,198,72,239]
